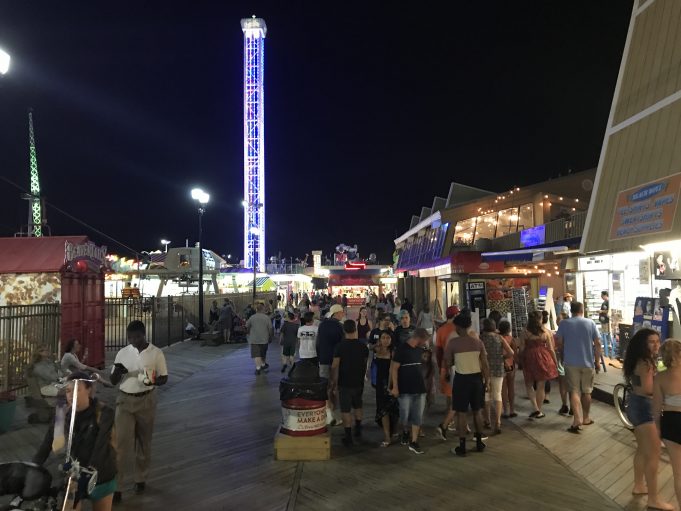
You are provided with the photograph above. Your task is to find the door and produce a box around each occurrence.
[61,272,105,368]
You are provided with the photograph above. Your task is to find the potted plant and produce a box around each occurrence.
[0,390,17,433]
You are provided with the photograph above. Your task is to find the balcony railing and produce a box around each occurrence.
[486,211,587,252]
[266,263,306,274]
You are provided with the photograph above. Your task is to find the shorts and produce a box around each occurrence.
[250,343,268,359]
[565,366,594,394]
[319,364,331,379]
[661,411,681,443]
[339,387,363,413]
[627,393,654,427]
[86,478,117,501]
[398,393,426,426]
[485,376,504,402]
[282,343,296,357]
[452,372,484,413]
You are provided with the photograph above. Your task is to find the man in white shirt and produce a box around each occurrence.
[297,311,319,363]
[110,320,168,504]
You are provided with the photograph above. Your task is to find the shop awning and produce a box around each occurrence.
[0,236,90,273]
[481,246,568,263]
[246,276,276,291]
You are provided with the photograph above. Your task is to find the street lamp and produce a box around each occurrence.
[161,239,171,253]
[0,49,9,75]
[243,200,263,304]
[191,188,210,333]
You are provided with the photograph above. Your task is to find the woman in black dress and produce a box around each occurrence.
[374,330,396,447]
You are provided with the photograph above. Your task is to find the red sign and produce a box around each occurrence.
[450,252,504,274]
[345,262,366,270]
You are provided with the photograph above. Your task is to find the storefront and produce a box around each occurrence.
[0,236,107,367]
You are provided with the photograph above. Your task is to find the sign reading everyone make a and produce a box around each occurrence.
[610,172,681,241]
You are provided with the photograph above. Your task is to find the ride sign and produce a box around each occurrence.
[609,172,681,241]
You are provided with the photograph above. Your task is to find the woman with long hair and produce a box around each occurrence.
[624,329,673,510]
[481,318,514,434]
[653,339,681,508]
[499,319,518,418]
[61,338,99,375]
[356,306,372,341]
[519,311,558,418]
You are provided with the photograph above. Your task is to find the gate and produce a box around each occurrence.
[0,304,61,393]
[105,298,154,350]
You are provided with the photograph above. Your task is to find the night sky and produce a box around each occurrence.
[0,1,633,263]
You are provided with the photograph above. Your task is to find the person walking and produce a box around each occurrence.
[246,303,274,375]
[374,329,396,447]
[499,319,519,419]
[441,312,490,457]
[356,306,372,342]
[624,329,673,510]
[390,328,430,454]
[653,339,681,508]
[416,303,434,334]
[393,310,415,348]
[280,312,299,373]
[435,306,459,430]
[555,301,602,434]
[480,318,514,434]
[297,311,319,364]
[317,303,345,426]
[599,291,613,359]
[519,311,558,419]
[110,320,168,504]
[330,320,369,447]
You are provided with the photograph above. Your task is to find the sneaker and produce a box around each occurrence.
[400,431,409,445]
[262,363,270,370]
[408,442,424,454]
[113,491,122,504]
[529,411,540,418]
[262,364,270,373]
[255,368,262,375]
[480,434,489,441]
[534,412,546,419]
[476,439,486,452]
[452,446,466,457]
[559,405,570,416]
[281,364,287,373]
[134,482,146,494]
[436,424,447,441]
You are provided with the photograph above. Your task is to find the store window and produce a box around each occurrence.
[475,212,498,241]
[518,203,534,231]
[454,218,476,246]
[496,207,518,237]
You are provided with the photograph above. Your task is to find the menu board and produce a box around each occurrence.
[511,288,529,338]
[632,297,669,340]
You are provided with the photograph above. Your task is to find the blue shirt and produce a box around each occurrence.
[557,316,600,368]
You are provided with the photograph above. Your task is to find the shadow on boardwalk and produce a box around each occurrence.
[0,341,631,510]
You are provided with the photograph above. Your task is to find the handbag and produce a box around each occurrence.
[370,359,377,387]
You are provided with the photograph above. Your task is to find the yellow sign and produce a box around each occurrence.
[610,172,681,240]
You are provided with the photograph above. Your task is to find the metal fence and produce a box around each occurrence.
[0,304,61,393]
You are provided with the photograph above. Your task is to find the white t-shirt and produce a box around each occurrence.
[297,325,318,359]
[112,343,168,394]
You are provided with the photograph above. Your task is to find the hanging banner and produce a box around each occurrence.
[610,172,681,241]
[632,297,669,340]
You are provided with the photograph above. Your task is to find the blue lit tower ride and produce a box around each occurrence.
[241,16,267,272]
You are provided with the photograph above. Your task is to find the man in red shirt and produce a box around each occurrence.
[435,306,459,411]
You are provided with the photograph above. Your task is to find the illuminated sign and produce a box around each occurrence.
[610,172,681,241]
[520,225,545,247]
[345,262,366,271]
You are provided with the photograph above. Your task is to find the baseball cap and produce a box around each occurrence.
[327,304,344,318]
[445,306,460,319]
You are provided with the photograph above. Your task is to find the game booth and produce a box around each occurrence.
[0,236,107,368]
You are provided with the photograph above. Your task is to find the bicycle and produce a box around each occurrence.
[613,382,634,430]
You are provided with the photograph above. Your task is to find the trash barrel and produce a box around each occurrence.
[279,360,328,437]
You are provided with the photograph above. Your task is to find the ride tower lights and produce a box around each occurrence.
[241,16,267,272]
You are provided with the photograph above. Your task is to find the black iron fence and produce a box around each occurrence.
[0,304,61,393]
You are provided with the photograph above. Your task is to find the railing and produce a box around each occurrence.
[266,263,306,274]
[487,211,587,251]
[0,304,61,393]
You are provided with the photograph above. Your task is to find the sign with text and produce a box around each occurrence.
[610,172,681,240]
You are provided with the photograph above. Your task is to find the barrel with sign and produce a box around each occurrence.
[274,361,331,460]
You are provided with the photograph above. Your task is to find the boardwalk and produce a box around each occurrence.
[0,341,673,510]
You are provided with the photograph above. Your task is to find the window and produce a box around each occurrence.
[518,203,534,231]
[453,218,476,245]
[475,212,497,241]
[496,207,518,237]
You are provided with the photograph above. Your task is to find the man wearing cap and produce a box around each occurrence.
[317,303,345,426]
[393,309,416,348]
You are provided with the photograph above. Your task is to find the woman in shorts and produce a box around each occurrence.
[624,328,673,510]
[653,339,681,508]
[480,318,514,434]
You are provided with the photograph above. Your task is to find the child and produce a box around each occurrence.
[280,313,299,373]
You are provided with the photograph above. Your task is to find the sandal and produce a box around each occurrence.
[380,441,390,448]
[582,419,594,426]
[567,425,582,434]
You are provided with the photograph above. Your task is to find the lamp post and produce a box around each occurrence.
[191,188,210,333]
[161,239,171,253]
[0,48,10,75]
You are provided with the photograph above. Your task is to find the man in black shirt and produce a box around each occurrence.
[599,291,613,359]
[393,310,415,348]
[331,320,369,447]
[368,314,394,347]
[390,328,429,454]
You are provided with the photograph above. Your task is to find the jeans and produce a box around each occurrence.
[398,393,426,427]
[601,332,614,358]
